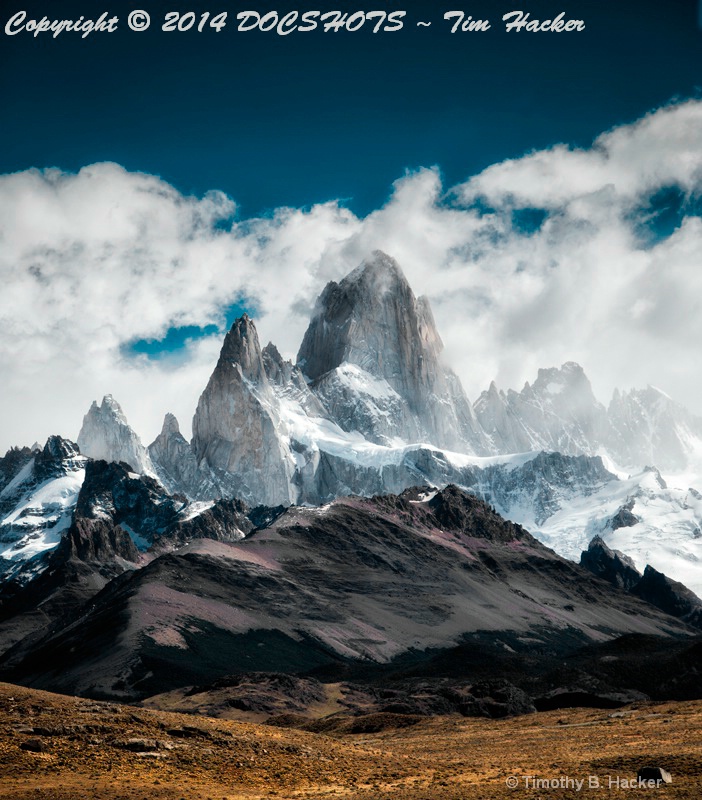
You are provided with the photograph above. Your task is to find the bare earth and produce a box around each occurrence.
[0,681,700,799]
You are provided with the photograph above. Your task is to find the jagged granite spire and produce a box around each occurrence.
[297,251,490,453]
[148,413,207,498]
[219,314,267,384]
[77,395,155,476]
[191,315,295,506]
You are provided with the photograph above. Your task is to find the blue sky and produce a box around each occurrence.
[2,0,701,218]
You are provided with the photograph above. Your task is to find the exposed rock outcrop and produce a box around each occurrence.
[632,565,702,631]
[580,536,642,591]
[191,316,296,507]
[148,414,219,501]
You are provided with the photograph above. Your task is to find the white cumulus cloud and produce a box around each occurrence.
[2,100,702,453]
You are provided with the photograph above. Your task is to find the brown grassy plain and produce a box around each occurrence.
[0,682,700,799]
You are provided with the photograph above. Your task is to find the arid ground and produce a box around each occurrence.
[0,681,700,799]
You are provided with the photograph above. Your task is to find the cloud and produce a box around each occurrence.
[460,100,702,208]
[2,101,702,453]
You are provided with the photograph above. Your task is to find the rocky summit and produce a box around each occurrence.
[298,251,489,453]
[78,395,155,477]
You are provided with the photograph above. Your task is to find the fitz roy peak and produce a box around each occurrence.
[297,251,489,453]
[178,251,493,506]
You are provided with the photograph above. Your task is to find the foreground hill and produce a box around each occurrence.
[0,485,694,703]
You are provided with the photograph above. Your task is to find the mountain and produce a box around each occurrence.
[298,251,489,453]
[526,465,702,597]
[86,253,702,594]
[17,251,702,600]
[475,364,702,473]
[0,437,86,584]
[580,537,702,631]
[190,315,300,507]
[475,362,608,456]
[148,413,221,501]
[632,565,702,631]
[608,385,702,472]
[77,395,155,476]
[580,536,642,592]
[79,255,702,500]
[0,485,693,702]
[185,262,491,507]
[0,443,253,659]
[0,445,37,496]
[0,439,133,654]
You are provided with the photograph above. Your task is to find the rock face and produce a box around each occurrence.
[580,539,702,631]
[77,396,155,476]
[632,565,702,631]
[72,459,182,548]
[298,251,489,453]
[191,316,296,507]
[0,437,86,584]
[0,446,37,497]
[471,451,616,528]
[580,536,642,591]
[148,414,219,501]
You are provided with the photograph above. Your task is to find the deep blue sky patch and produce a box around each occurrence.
[2,1,701,218]
[123,300,256,360]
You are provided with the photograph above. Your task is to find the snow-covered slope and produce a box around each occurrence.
[507,466,702,598]
[0,437,86,582]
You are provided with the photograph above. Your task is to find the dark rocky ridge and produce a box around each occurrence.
[0,485,694,703]
[0,445,36,498]
[580,537,702,631]
[580,536,642,591]
[0,448,252,660]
